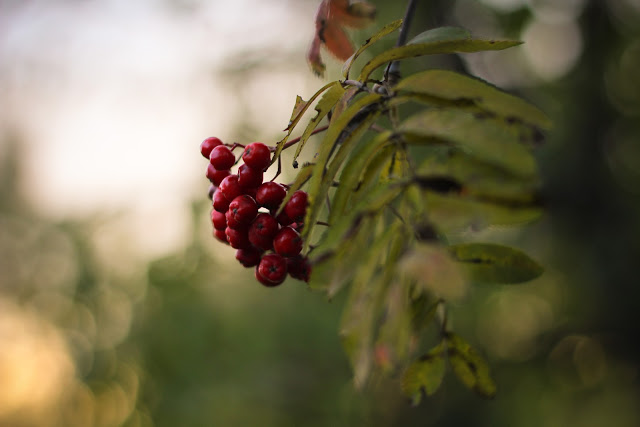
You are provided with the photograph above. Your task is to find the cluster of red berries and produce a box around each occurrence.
[201,137,311,287]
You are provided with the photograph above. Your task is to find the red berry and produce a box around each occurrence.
[236,247,263,268]
[201,137,223,159]
[273,208,293,226]
[218,175,242,202]
[256,182,286,209]
[225,227,251,249]
[273,226,303,257]
[255,268,275,286]
[211,209,227,230]
[287,255,311,282]
[212,189,230,212]
[245,186,258,200]
[225,209,247,230]
[248,212,279,250]
[285,190,308,223]
[209,145,235,170]
[206,164,230,186]
[242,142,271,171]
[207,184,216,200]
[228,195,258,225]
[237,163,263,189]
[256,253,287,286]
[213,228,228,244]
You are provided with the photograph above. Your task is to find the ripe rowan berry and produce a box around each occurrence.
[256,182,286,209]
[244,186,257,200]
[237,163,263,189]
[273,208,293,226]
[218,175,242,202]
[225,227,251,249]
[209,145,235,170]
[213,228,228,244]
[254,268,275,287]
[273,226,303,257]
[249,213,279,250]
[285,190,308,223]
[228,195,258,225]
[212,189,231,212]
[256,253,287,286]
[225,209,246,230]
[211,209,227,230]
[242,142,271,171]
[236,247,263,268]
[287,255,311,282]
[206,164,230,186]
[200,136,223,159]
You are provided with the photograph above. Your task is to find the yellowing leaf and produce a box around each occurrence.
[395,69,552,130]
[449,243,543,284]
[402,350,446,405]
[342,19,402,78]
[272,81,337,166]
[293,83,346,167]
[401,109,537,178]
[446,333,497,398]
[358,37,521,82]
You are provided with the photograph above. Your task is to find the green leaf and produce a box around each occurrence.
[376,279,412,371]
[446,333,497,398]
[407,26,470,45]
[340,221,401,388]
[272,81,338,166]
[292,83,346,167]
[410,296,440,334]
[311,183,407,261]
[395,69,552,130]
[417,147,539,203]
[402,345,446,405]
[302,92,383,245]
[342,19,403,79]
[449,243,543,284]
[281,163,315,207]
[330,131,394,224]
[423,191,543,231]
[352,143,398,201]
[374,230,413,371]
[401,109,537,178]
[308,217,373,296]
[358,37,521,81]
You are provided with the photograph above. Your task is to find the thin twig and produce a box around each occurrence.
[273,125,330,153]
[343,79,373,93]
[385,0,419,84]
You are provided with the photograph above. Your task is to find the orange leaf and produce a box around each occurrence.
[322,23,354,60]
[307,0,376,77]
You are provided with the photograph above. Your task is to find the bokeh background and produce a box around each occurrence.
[1,0,640,425]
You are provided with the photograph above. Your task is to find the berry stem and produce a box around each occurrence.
[271,125,330,152]
[269,154,282,182]
[227,142,246,151]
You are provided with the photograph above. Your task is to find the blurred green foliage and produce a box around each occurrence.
[0,0,639,426]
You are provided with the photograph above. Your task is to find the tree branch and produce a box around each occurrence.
[385,0,419,85]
